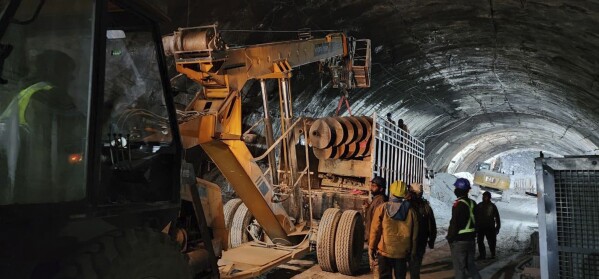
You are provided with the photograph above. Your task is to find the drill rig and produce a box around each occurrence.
[165,24,427,278]
[163,25,372,277]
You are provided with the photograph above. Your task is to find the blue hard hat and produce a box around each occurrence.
[453,178,471,190]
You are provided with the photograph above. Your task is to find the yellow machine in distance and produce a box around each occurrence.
[473,161,511,192]
[473,169,511,191]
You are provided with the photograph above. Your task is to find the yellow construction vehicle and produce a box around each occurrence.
[473,161,511,193]
[164,25,426,277]
[1,1,223,278]
[473,170,511,191]
[0,1,424,275]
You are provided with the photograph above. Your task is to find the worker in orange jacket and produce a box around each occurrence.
[369,180,418,279]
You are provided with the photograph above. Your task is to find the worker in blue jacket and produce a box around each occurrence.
[447,178,481,279]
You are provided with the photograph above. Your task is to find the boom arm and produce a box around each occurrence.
[163,26,360,98]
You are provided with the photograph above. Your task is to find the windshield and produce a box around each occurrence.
[104,31,171,143]
[0,0,94,205]
[95,3,177,204]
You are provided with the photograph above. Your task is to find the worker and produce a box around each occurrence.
[397,119,409,134]
[0,50,78,134]
[1,49,81,199]
[475,191,501,259]
[386,112,395,126]
[447,178,481,279]
[369,180,418,279]
[364,176,388,273]
[365,176,388,240]
[408,182,437,279]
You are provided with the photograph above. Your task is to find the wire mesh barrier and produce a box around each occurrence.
[554,170,599,278]
[372,115,425,187]
[536,157,599,279]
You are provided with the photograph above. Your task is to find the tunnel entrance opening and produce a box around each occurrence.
[431,149,552,277]
[428,171,540,278]
[447,148,564,196]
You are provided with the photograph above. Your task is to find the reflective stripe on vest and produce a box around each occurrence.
[458,199,475,234]
[0,82,53,127]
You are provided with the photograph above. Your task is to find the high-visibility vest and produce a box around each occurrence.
[458,199,476,234]
[0,82,53,127]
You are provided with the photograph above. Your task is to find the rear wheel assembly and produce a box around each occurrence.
[316,208,342,272]
[223,198,243,248]
[230,203,258,248]
[334,210,365,275]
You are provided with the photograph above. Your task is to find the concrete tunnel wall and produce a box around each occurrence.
[163,0,599,173]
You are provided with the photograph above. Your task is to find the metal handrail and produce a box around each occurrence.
[251,118,303,162]
[243,118,264,136]
[292,166,309,189]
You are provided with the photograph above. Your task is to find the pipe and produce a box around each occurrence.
[281,78,302,221]
[281,78,292,120]
[260,80,278,185]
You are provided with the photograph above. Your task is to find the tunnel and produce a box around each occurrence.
[3,0,599,278]
[0,0,598,277]
[164,0,599,173]
[162,1,599,277]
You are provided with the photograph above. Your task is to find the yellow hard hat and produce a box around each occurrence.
[390,180,407,198]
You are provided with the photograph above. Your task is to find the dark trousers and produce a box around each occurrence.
[450,240,481,279]
[477,228,497,258]
[378,254,408,279]
[409,241,427,279]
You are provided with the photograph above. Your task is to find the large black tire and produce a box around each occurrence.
[230,203,253,248]
[223,198,243,248]
[55,228,192,279]
[335,210,364,275]
[317,208,342,272]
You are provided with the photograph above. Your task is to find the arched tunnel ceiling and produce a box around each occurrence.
[438,113,596,172]
[164,0,599,172]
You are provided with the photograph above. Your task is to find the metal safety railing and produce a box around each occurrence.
[371,113,425,187]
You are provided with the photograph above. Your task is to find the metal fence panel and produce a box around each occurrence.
[535,157,599,279]
[372,114,425,188]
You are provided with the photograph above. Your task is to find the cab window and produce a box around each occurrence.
[0,0,94,205]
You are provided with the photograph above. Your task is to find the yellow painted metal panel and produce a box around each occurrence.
[200,140,293,243]
[179,178,227,251]
[178,114,217,149]
[218,241,309,279]
[473,170,511,190]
